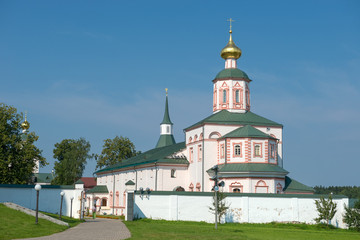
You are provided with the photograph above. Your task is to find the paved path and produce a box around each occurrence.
[18,218,131,240]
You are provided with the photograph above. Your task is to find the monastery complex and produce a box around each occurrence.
[89,26,314,215]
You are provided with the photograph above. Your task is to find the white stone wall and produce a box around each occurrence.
[0,185,84,218]
[132,192,349,228]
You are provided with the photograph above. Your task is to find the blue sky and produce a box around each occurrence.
[1,1,359,186]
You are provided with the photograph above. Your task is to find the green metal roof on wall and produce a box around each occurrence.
[32,173,54,184]
[214,68,251,81]
[283,176,315,193]
[161,95,173,125]
[75,179,84,184]
[214,163,289,174]
[221,125,277,140]
[95,142,188,175]
[87,185,109,193]
[156,134,176,148]
[185,110,282,130]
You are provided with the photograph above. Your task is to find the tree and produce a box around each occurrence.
[95,136,138,170]
[0,103,47,184]
[209,191,229,223]
[343,199,360,231]
[314,194,337,225]
[52,138,92,185]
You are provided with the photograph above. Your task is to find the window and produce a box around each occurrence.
[234,145,241,156]
[235,90,240,103]
[233,188,241,193]
[220,144,225,158]
[270,144,275,158]
[101,198,107,206]
[171,169,176,178]
[223,89,227,103]
[198,145,202,162]
[254,145,261,157]
[189,147,193,163]
[166,126,170,133]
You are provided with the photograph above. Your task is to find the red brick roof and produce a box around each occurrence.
[80,177,97,188]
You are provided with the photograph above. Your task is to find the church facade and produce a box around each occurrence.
[90,28,314,215]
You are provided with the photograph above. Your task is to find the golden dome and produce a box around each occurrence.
[21,112,30,130]
[220,30,242,60]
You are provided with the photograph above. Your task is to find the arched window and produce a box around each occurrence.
[276,183,283,194]
[223,90,227,103]
[189,183,194,192]
[196,182,201,192]
[233,188,241,193]
[235,90,240,103]
[234,145,241,156]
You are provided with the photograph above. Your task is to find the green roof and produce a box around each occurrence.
[283,176,315,193]
[75,179,84,184]
[95,142,188,175]
[215,163,289,174]
[161,95,173,125]
[185,110,282,130]
[214,68,251,81]
[156,134,176,148]
[87,185,108,193]
[33,173,54,184]
[125,180,135,186]
[221,125,277,140]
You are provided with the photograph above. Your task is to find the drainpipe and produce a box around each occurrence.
[134,167,138,190]
[202,125,205,192]
[225,138,227,164]
[112,172,115,215]
[155,163,158,191]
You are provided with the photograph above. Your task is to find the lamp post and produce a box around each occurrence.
[59,191,65,220]
[210,165,219,230]
[70,196,74,218]
[34,184,41,224]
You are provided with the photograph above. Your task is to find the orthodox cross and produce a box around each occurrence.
[227,18,235,32]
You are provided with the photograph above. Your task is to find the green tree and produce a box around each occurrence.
[209,191,229,223]
[95,136,138,170]
[343,200,360,231]
[314,194,337,225]
[0,103,47,184]
[52,138,92,185]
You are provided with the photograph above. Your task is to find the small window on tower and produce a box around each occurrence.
[255,145,261,157]
[223,90,227,103]
[235,90,240,103]
[234,145,241,156]
[166,126,170,133]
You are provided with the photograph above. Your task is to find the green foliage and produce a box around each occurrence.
[52,138,92,185]
[95,136,138,170]
[314,185,360,199]
[209,191,229,223]
[314,194,337,225]
[344,200,360,231]
[0,103,47,184]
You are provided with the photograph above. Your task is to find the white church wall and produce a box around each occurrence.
[0,184,84,218]
[132,192,349,228]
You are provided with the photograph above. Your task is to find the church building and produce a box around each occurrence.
[90,27,314,215]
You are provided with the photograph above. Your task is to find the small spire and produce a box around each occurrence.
[161,89,173,125]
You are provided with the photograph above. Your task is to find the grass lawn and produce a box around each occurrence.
[0,204,84,240]
[124,219,360,240]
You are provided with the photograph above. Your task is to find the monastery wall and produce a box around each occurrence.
[131,191,349,229]
[0,184,84,218]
